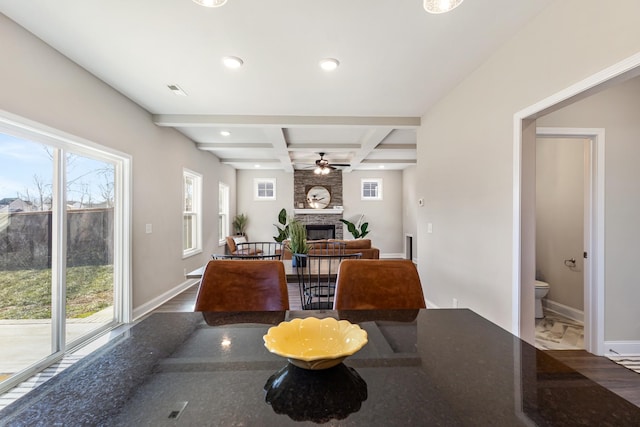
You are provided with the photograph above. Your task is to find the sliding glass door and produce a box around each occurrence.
[0,118,130,392]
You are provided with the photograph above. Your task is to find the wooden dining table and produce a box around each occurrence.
[2,309,639,425]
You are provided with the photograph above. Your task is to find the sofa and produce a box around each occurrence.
[282,239,380,259]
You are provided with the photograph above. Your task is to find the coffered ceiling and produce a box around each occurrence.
[0,0,553,172]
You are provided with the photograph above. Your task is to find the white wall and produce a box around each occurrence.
[535,138,585,311]
[1,14,234,312]
[417,0,640,335]
[538,77,640,340]
[403,165,418,262]
[236,169,294,243]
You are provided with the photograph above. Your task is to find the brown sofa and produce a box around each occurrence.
[282,239,380,259]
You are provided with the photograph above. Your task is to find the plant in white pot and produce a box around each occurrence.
[288,219,309,267]
[232,213,248,236]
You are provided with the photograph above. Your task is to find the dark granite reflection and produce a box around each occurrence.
[202,310,286,326]
[0,312,202,426]
[2,309,640,426]
[264,363,367,423]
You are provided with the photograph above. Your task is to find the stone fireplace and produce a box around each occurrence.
[306,224,335,240]
[293,170,344,239]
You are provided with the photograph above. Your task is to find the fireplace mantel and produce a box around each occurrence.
[294,208,344,215]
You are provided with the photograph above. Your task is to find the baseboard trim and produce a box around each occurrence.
[425,298,439,309]
[543,299,584,323]
[604,341,640,356]
[380,253,406,259]
[132,278,199,320]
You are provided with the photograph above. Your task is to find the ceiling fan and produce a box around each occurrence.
[313,152,350,174]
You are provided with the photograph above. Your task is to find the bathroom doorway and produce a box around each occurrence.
[534,134,590,350]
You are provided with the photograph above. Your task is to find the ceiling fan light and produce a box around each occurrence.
[322,167,331,175]
[423,0,464,14]
[314,167,322,175]
[193,0,227,7]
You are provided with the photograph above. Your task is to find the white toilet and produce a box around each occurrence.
[534,280,550,318]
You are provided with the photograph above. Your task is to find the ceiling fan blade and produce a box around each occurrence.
[330,163,351,167]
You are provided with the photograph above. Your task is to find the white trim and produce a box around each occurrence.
[132,279,199,320]
[380,252,404,259]
[425,298,439,309]
[512,51,640,355]
[604,341,640,356]
[361,178,383,200]
[253,178,276,200]
[543,299,584,324]
[293,208,344,214]
[182,168,203,258]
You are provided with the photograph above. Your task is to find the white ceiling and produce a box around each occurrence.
[0,0,552,172]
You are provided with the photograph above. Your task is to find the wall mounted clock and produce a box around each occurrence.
[306,186,331,209]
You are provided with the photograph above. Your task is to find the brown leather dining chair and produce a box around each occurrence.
[194,260,289,311]
[333,259,426,310]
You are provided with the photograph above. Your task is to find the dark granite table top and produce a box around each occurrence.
[1,309,639,426]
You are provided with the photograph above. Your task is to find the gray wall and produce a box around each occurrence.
[535,138,585,311]
[417,0,640,339]
[402,165,418,262]
[538,76,640,340]
[1,14,235,311]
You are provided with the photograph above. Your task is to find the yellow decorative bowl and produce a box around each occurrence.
[263,317,368,370]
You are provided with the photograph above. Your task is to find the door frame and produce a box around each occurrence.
[512,50,640,355]
[535,128,604,354]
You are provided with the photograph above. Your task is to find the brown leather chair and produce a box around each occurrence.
[333,260,426,310]
[194,260,289,311]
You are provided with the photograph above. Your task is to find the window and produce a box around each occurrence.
[361,178,383,200]
[183,169,202,257]
[254,178,276,200]
[219,182,229,244]
[0,112,131,392]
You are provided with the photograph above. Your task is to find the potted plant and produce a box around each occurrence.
[288,219,309,267]
[232,213,248,236]
[273,208,290,242]
[340,215,370,239]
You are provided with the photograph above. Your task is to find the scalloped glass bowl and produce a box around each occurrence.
[263,317,368,370]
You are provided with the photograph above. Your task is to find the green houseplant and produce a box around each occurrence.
[288,219,309,267]
[232,213,248,236]
[273,208,290,242]
[340,215,370,239]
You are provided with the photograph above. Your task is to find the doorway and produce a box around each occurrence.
[534,133,592,350]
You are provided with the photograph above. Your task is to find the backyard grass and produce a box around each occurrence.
[0,265,113,320]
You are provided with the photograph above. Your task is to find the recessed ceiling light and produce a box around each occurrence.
[220,131,230,136]
[222,56,244,69]
[192,0,227,7]
[379,165,385,169]
[167,84,187,96]
[319,58,340,71]
[423,0,464,14]
[254,164,261,168]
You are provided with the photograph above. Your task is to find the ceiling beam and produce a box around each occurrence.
[153,114,420,128]
[287,143,360,151]
[343,128,395,172]
[263,127,294,173]
[197,142,273,150]
[360,159,417,164]
[220,158,281,164]
[375,143,417,150]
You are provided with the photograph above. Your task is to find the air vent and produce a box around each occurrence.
[167,84,187,96]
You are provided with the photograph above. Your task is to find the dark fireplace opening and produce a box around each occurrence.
[306,224,335,240]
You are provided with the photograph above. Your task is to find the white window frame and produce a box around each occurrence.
[254,178,276,200]
[218,182,230,245]
[361,178,383,200]
[182,169,202,258]
[0,111,132,392]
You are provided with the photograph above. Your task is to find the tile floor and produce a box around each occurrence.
[535,308,584,350]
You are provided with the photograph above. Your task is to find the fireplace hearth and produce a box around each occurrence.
[306,224,335,240]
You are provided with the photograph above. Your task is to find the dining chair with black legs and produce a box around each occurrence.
[333,259,426,310]
[294,252,361,310]
[194,259,289,311]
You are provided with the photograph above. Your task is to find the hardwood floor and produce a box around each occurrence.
[156,285,640,408]
[547,350,640,407]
